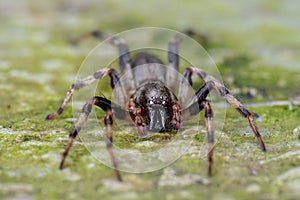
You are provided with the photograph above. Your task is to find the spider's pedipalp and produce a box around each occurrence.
[128,99,147,138]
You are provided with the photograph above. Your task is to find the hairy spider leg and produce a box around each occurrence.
[166,32,185,91]
[73,30,132,73]
[200,100,214,176]
[179,67,266,175]
[76,30,136,93]
[71,29,207,96]
[184,67,266,151]
[166,29,209,91]
[46,68,126,120]
[180,82,215,175]
[46,67,128,180]
[60,96,126,182]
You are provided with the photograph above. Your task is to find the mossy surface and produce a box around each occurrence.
[1,1,300,200]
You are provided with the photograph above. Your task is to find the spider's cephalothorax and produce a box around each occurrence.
[130,80,179,135]
[46,30,266,182]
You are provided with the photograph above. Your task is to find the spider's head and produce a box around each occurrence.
[133,80,177,135]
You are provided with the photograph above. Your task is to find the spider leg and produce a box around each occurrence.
[166,32,186,90]
[71,30,132,73]
[180,83,210,119]
[179,82,215,175]
[92,31,132,74]
[183,29,209,48]
[167,29,208,72]
[59,96,126,182]
[101,33,136,93]
[104,108,123,182]
[181,67,266,151]
[70,30,136,93]
[200,100,214,176]
[46,68,126,120]
[166,29,208,90]
[168,33,185,70]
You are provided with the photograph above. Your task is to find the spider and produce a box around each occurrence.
[46,29,266,182]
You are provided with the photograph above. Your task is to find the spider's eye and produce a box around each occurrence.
[148,96,166,105]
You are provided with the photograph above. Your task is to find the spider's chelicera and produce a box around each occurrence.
[46,30,266,182]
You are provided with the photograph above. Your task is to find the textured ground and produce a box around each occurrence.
[0,1,300,200]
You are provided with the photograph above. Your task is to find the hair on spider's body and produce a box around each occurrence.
[46,29,266,182]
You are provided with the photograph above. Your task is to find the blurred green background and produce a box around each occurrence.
[0,1,300,200]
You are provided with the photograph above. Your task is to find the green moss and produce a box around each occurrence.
[219,61,300,102]
[1,1,300,200]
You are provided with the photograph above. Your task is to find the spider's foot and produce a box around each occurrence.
[45,112,58,120]
[67,37,79,45]
[252,112,260,118]
[90,30,104,38]
[59,157,66,170]
[257,134,267,152]
[45,108,63,120]
[115,171,123,182]
[208,171,212,177]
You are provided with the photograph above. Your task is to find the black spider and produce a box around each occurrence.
[46,30,266,182]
